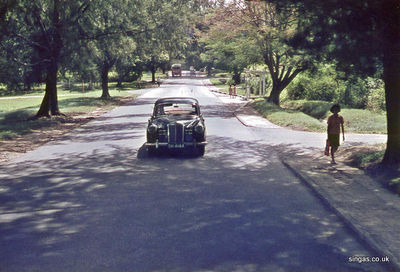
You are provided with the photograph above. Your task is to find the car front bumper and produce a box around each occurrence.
[145,141,207,148]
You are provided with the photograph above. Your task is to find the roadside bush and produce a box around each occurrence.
[341,77,369,109]
[219,78,227,84]
[365,78,386,112]
[248,78,261,94]
[286,71,342,102]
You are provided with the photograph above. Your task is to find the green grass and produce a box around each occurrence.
[0,87,135,116]
[340,108,386,134]
[0,85,137,140]
[253,99,326,131]
[352,148,386,168]
[281,99,387,134]
[0,111,64,140]
[282,100,332,119]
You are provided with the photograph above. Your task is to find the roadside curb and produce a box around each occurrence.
[282,158,400,271]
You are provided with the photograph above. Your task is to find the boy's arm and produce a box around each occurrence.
[327,116,331,134]
[341,120,345,141]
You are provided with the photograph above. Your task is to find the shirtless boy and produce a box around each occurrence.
[327,104,345,164]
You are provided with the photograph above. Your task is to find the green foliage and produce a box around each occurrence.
[286,65,343,102]
[248,78,262,94]
[342,77,369,109]
[366,78,386,112]
[286,64,386,111]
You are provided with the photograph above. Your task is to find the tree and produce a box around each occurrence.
[239,1,310,105]
[270,0,400,164]
[80,0,143,98]
[1,1,91,117]
[199,1,308,104]
[199,3,263,84]
[137,0,189,83]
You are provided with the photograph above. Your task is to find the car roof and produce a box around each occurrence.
[155,97,199,105]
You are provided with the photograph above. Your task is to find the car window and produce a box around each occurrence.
[156,103,198,116]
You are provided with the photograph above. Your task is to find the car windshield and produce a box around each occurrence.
[155,102,198,116]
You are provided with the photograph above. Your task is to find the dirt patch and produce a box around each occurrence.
[340,144,385,168]
[339,144,400,195]
[0,96,134,164]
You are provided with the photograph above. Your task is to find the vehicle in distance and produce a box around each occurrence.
[190,66,196,76]
[146,97,207,156]
[171,63,182,77]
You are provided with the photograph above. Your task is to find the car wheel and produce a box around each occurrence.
[147,146,157,156]
[196,146,205,157]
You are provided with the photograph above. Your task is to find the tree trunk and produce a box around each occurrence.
[36,62,60,117]
[35,0,62,118]
[101,65,111,99]
[264,49,303,107]
[232,67,241,84]
[382,0,400,165]
[267,85,283,106]
[116,78,122,88]
[151,66,156,83]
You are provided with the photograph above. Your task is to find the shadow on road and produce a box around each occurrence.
[0,135,384,272]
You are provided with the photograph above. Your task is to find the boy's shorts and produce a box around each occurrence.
[328,134,340,147]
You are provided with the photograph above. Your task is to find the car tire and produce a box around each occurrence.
[196,146,205,157]
[147,146,157,156]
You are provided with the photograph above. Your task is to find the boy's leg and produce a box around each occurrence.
[331,145,338,163]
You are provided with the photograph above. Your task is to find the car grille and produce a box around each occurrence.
[168,123,184,144]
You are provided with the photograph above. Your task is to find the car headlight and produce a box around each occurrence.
[147,124,158,134]
[195,124,204,134]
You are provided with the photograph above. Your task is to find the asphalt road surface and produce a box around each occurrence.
[0,78,389,271]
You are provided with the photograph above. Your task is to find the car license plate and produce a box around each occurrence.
[168,144,184,148]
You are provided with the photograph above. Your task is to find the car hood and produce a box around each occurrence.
[151,115,201,128]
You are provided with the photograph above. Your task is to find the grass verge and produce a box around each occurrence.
[253,98,326,131]
[0,88,137,140]
[342,144,400,195]
[282,99,387,134]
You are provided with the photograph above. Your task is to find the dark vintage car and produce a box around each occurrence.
[145,97,207,156]
[171,63,182,77]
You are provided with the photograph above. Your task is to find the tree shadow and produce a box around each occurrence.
[0,136,388,271]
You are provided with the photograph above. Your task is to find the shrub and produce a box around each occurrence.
[341,77,369,108]
[286,69,342,102]
[365,78,386,112]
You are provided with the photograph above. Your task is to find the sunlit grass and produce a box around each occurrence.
[281,99,387,134]
[0,85,137,140]
[253,99,326,132]
[0,88,135,116]
[340,108,386,134]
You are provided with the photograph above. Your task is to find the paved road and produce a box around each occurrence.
[0,79,389,271]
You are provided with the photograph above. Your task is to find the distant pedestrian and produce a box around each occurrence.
[229,84,233,98]
[233,84,237,97]
[327,104,345,164]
